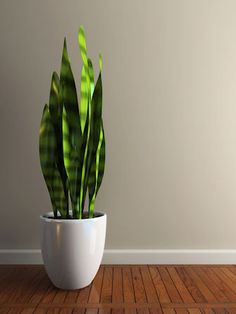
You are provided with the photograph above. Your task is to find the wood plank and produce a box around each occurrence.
[86,309,98,314]
[112,309,124,314]
[149,308,162,314]
[99,309,111,314]
[5,309,16,314]
[132,266,147,303]
[8,309,23,314]
[201,267,236,302]
[100,267,113,303]
[0,270,18,306]
[158,266,182,303]
[162,309,176,314]
[211,268,236,295]
[220,267,236,285]
[40,284,57,304]
[212,309,228,314]
[227,309,236,314]
[20,308,36,314]
[32,308,47,314]
[89,267,105,304]
[52,289,67,303]
[136,308,149,314]
[112,267,123,303]
[64,289,80,304]
[201,309,214,314]
[184,268,217,303]
[149,266,170,303]
[122,267,135,303]
[167,267,194,303]
[6,267,40,304]
[163,303,236,309]
[77,284,92,304]
[193,267,228,303]
[0,267,31,303]
[124,309,136,314]
[176,267,206,303]
[174,309,189,314]
[17,269,47,304]
[72,309,86,314]
[29,271,52,304]
[187,309,202,314]
[140,266,159,303]
[59,309,74,314]
[228,266,236,277]
[46,308,61,313]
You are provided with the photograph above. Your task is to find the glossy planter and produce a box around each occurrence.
[40,211,106,290]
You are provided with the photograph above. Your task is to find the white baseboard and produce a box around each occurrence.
[0,249,236,264]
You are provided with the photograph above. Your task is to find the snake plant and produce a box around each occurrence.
[39,26,105,219]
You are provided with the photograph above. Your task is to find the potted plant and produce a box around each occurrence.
[39,26,106,290]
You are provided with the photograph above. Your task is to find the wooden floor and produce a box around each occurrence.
[2,266,236,313]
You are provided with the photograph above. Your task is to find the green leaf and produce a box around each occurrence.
[78,26,92,98]
[48,71,68,205]
[60,38,81,149]
[79,59,95,210]
[62,106,89,218]
[88,121,105,216]
[80,59,94,134]
[96,123,106,192]
[78,26,88,69]
[91,72,103,149]
[62,107,79,214]
[88,58,94,97]
[99,53,103,72]
[80,66,88,134]
[49,72,61,124]
[78,28,96,217]
[51,167,68,218]
[39,104,67,218]
[87,68,104,217]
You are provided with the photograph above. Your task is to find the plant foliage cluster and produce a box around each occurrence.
[39,26,105,219]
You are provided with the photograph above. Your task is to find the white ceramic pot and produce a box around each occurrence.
[40,211,106,290]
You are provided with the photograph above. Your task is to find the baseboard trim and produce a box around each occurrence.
[0,249,236,264]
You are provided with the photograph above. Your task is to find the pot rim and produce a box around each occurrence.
[40,210,106,223]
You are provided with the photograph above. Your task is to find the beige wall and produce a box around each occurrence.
[1,0,236,250]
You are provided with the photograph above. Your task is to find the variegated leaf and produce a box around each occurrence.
[88,121,105,216]
[39,104,67,217]
[60,38,81,148]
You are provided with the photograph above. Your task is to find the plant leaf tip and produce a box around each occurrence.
[99,53,103,71]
